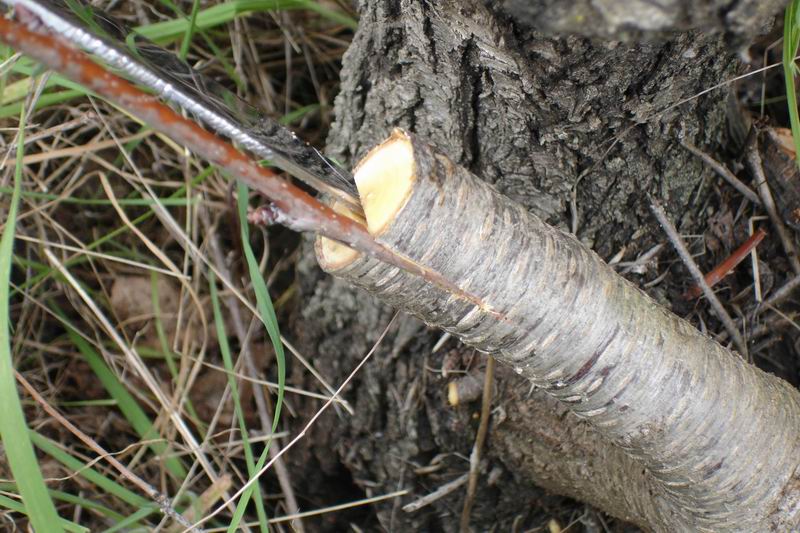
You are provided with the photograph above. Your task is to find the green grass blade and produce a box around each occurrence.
[151,273,180,379]
[0,187,195,206]
[229,443,271,529]
[101,506,157,533]
[136,0,356,43]
[148,274,204,434]
[0,89,85,119]
[0,493,87,533]
[155,0,244,88]
[54,399,118,407]
[30,432,153,509]
[49,489,125,522]
[0,108,64,532]
[784,0,800,168]
[236,182,286,426]
[209,271,270,532]
[280,103,320,126]
[227,181,287,528]
[180,0,203,60]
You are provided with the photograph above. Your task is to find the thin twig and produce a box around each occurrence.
[15,234,188,278]
[1,113,94,156]
[15,371,202,532]
[0,17,491,312]
[401,474,469,513]
[265,489,409,525]
[749,216,769,303]
[746,136,800,276]
[0,130,153,167]
[459,356,495,532]
[617,243,664,275]
[683,228,767,300]
[681,140,762,206]
[764,275,800,309]
[650,201,748,357]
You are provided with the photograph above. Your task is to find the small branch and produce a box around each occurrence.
[746,136,800,276]
[459,356,495,532]
[318,130,800,530]
[764,275,800,309]
[0,16,489,312]
[681,140,762,206]
[402,474,469,513]
[683,227,766,300]
[650,201,748,356]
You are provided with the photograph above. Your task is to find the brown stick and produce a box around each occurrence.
[0,15,489,311]
[683,227,766,300]
[459,356,495,532]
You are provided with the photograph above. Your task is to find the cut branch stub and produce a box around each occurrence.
[316,129,800,531]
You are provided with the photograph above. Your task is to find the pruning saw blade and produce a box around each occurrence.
[3,0,361,208]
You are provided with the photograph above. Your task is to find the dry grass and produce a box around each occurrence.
[0,1,385,531]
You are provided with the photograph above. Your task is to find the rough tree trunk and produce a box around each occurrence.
[291,1,787,530]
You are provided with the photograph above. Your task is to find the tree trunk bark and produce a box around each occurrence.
[292,1,788,530]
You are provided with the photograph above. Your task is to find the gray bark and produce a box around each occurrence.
[326,0,750,256]
[498,0,783,41]
[289,1,787,530]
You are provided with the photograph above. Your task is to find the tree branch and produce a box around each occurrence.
[0,14,488,311]
[317,129,800,531]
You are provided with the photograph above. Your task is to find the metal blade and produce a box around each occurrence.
[5,0,360,206]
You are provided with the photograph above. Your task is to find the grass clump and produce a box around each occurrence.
[0,0,356,529]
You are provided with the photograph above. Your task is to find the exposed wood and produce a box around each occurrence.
[317,130,800,531]
[447,371,485,406]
